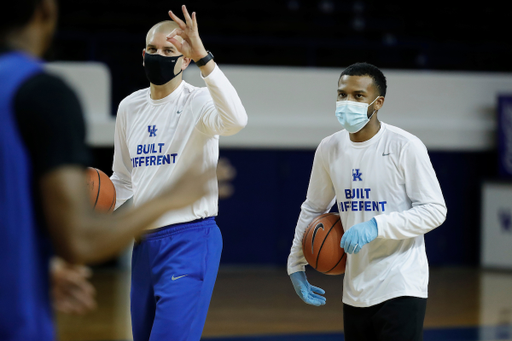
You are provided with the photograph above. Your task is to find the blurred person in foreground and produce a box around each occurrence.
[0,0,213,340]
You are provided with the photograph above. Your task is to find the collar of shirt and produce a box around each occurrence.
[146,80,185,106]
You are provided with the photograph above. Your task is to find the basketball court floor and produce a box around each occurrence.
[55,265,512,341]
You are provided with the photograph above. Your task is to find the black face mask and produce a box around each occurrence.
[144,53,183,85]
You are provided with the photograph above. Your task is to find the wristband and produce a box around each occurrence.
[195,51,214,67]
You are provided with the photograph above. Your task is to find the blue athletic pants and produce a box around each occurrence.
[130,217,222,341]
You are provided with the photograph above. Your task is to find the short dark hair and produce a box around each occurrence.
[339,62,387,97]
[0,0,43,37]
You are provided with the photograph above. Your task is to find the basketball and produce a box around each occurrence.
[302,212,346,275]
[85,167,116,213]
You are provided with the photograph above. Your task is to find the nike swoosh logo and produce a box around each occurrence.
[382,153,391,156]
[177,110,183,114]
[311,223,324,253]
[172,274,188,281]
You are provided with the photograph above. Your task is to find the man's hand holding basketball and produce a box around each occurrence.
[340,218,378,254]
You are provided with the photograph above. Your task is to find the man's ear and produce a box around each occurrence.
[375,96,385,111]
[142,48,145,66]
[181,57,191,71]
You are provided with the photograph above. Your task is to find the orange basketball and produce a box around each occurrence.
[302,212,346,275]
[85,167,116,213]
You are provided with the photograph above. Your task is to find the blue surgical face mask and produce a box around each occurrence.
[334,96,380,133]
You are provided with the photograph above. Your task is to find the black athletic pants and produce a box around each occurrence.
[343,296,427,341]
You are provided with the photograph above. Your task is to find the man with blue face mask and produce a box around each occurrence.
[287,62,447,341]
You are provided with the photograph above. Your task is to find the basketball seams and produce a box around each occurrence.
[93,168,101,209]
[302,213,328,256]
[315,217,340,271]
[325,248,346,274]
[107,184,116,212]
[302,215,322,252]
[302,217,317,258]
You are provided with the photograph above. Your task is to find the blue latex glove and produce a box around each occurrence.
[290,271,326,306]
[340,218,378,254]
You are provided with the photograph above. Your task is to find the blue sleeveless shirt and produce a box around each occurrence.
[0,51,54,341]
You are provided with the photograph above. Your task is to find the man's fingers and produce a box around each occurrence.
[168,6,194,30]
[342,240,352,252]
[166,28,179,39]
[75,265,92,278]
[310,292,326,302]
[181,5,194,27]
[311,285,325,295]
[306,294,326,306]
[347,243,356,254]
[340,233,348,248]
[168,10,187,29]
[54,288,97,314]
[192,11,198,29]
[74,290,97,311]
[54,300,72,313]
[166,36,183,51]
[310,293,326,303]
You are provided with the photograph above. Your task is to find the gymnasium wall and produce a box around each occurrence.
[46,62,512,266]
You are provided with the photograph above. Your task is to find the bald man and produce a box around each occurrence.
[110,6,248,341]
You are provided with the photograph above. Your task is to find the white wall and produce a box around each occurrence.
[186,65,512,151]
[46,61,512,151]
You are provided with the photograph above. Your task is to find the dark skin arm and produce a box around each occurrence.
[41,164,212,264]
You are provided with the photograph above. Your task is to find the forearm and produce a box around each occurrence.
[375,140,448,239]
[42,167,169,264]
[202,65,248,135]
[69,199,173,264]
[198,59,215,78]
[288,145,336,274]
[374,201,447,240]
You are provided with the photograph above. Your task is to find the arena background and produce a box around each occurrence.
[46,1,512,340]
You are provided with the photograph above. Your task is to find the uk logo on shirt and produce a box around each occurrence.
[352,169,363,181]
[148,125,157,137]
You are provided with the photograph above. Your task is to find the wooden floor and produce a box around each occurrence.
[55,266,512,341]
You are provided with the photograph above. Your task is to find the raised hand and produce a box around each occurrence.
[167,5,208,62]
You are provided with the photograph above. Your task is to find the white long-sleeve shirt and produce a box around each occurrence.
[287,122,446,307]
[110,64,247,228]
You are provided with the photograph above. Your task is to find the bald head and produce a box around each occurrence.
[142,19,191,82]
[146,20,179,46]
